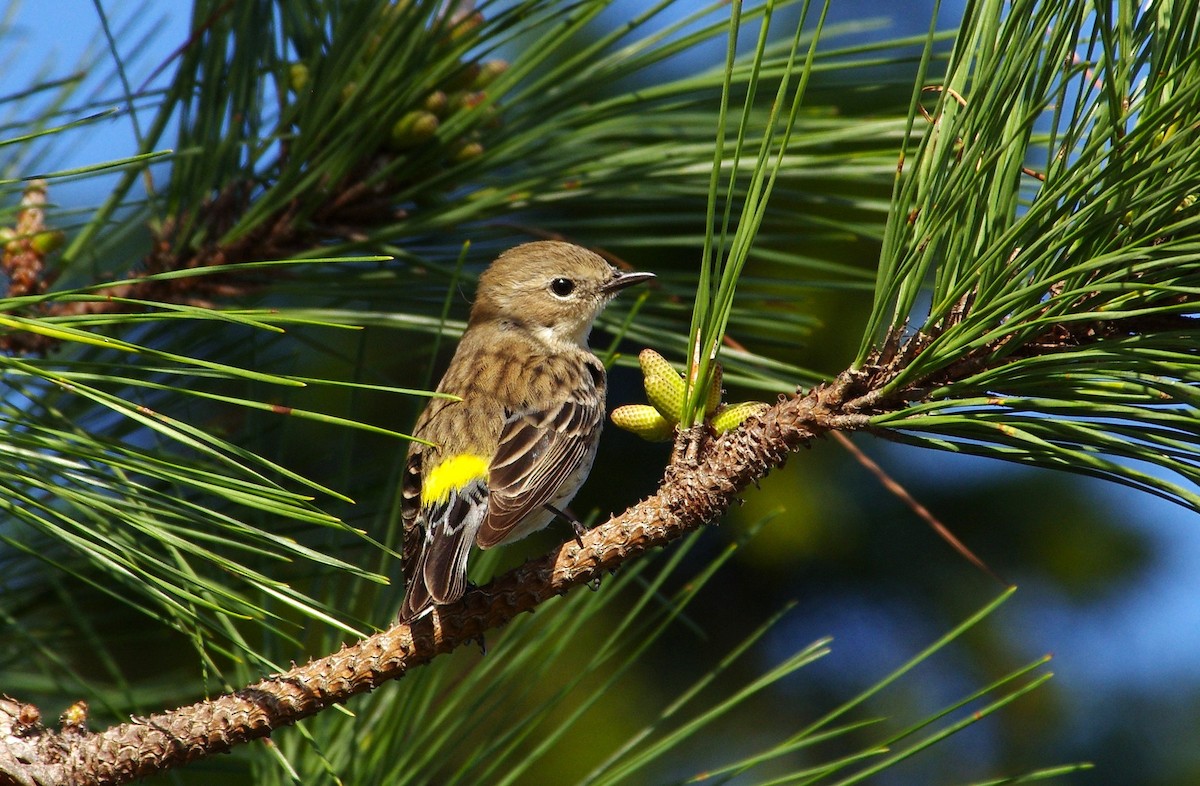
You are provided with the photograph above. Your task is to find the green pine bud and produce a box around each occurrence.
[391,111,440,148]
[639,349,685,421]
[451,141,484,163]
[711,401,768,434]
[611,404,675,442]
[645,374,684,422]
[705,364,723,415]
[424,90,449,116]
[30,230,65,255]
[289,63,309,92]
[474,60,508,89]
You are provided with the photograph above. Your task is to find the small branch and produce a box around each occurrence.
[0,378,864,786]
[832,430,1007,586]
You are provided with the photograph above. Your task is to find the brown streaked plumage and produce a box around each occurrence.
[399,241,653,620]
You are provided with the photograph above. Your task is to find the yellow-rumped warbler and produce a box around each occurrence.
[399,241,654,620]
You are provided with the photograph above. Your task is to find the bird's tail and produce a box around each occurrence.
[398,544,434,621]
[398,479,488,621]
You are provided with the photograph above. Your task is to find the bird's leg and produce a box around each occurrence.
[544,503,602,590]
[463,583,487,653]
[543,502,587,547]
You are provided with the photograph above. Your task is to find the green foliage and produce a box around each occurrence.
[0,0,908,663]
[860,0,1200,510]
[685,0,828,427]
[2,0,1174,782]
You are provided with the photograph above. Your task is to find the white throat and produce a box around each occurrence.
[531,322,592,350]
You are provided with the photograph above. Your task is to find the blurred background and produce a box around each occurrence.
[4,1,1199,783]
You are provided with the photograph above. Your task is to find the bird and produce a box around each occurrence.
[399,241,654,620]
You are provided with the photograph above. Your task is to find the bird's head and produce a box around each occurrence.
[470,241,654,348]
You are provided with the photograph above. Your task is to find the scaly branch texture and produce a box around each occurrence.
[0,379,866,786]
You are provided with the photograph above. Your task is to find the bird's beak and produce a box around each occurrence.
[602,269,656,294]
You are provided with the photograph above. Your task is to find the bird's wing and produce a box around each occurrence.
[477,393,603,548]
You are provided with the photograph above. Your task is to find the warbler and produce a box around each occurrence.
[399,241,654,620]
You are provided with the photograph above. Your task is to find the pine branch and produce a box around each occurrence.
[0,367,866,785]
[6,0,1197,782]
[0,0,897,674]
[0,238,1174,782]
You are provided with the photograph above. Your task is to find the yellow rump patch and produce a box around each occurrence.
[423,454,490,505]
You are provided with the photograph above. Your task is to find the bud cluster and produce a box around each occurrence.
[287,6,507,176]
[612,349,768,442]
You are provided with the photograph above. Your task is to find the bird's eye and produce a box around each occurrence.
[550,277,576,297]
